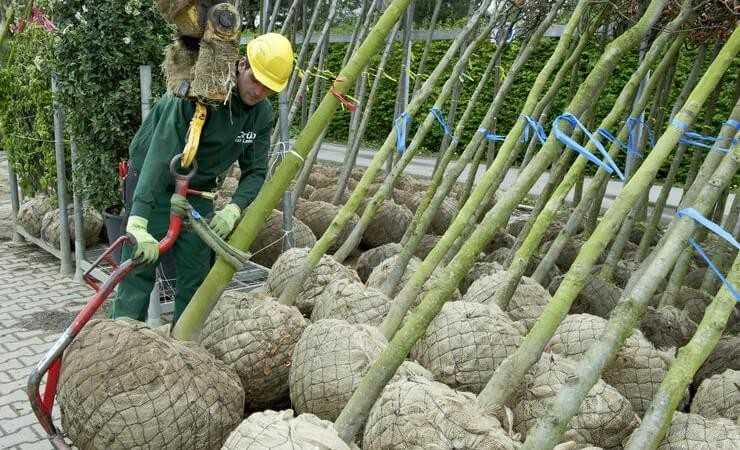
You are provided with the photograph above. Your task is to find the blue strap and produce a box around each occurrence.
[596,127,632,156]
[673,118,736,154]
[553,113,625,181]
[431,107,457,142]
[626,116,654,156]
[725,119,740,130]
[521,115,546,144]
[395,112,411,155]
[478,127,505,142]
[676,208,740,301]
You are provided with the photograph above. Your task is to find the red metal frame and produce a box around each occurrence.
[27,155,196,449]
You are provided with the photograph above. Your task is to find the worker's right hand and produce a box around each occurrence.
[126,216,159,264]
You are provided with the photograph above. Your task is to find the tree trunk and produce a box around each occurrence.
[172,0,415,340]
[625,254,739,450]
[276,0,495,304]
[521,104,740,449]
[411,0,442,96]
[332,21,402,204]
[478,23,738,416]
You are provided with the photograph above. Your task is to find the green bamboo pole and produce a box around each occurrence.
[278,0,340,142]
[532,35,686,284]
[411,0,442,96]
[285,0,325,104]
[374,0,574,304]
[522,112,740,450]
[700,185,739,293]
[172,0,414,341]
[333,3,664,440]
[331,12,501,262]
[492,20,686,308]
[278,0,301,34]
[274,0,494,304]
[333,21,402,204]
[479,25,739,416]
[626,254,739,449]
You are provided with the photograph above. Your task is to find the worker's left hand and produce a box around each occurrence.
[210,203,241,238]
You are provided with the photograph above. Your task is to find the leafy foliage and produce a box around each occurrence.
[317,35,738,187]
[0,24,56,196]
[48,0,171,208]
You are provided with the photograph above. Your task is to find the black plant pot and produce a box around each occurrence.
[103,205,125,263]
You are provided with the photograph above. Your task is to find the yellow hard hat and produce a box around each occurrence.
[246,33,294,93]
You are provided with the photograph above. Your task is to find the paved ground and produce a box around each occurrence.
[0,240,91,449]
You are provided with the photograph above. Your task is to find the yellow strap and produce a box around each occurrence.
[181,102,207,168]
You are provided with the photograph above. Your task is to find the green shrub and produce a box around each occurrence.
[49,0,171,209]
[0,24,56,196]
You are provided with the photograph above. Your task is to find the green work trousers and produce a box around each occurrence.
[112,195,214,324]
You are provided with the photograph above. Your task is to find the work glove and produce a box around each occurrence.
[210,203,241,239]
[126,216,159,264]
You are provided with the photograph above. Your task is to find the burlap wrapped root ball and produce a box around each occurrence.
[568,273,623,319]
[392,188,422,211]
[289,319,431,422]
[311,278,392,326]
[58,319,243,450]
[362,200,413,248]
[355,243,402,282]
[295,200,359,253]
[41,205,103,247]
[307,171,337,189]
[673,286,740,331]
[463,271,550,331]
[429,196,459,236]
[638,306,697,350]
[414,234,441,259]
[251,209,316,267]
[546,313,680,416]
[693,335,740,390]
[200,291,307,410]
[16,195,55,237]
[366,254,461,306]
[222,409,353,450]
[189,3,240,102]
[411,301,523,394]
[267,247,360,315]
[624,412,740,449]
[309,186,350,204]
[363,376,519,450]
[163,38,198,95]
[690,369,739,422]
[513,354,639,450]
[460,261,504,294]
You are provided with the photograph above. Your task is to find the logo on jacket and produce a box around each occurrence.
[235,131,256,144]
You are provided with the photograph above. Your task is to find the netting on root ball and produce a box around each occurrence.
[295,200,359,253]
[16,195,55,237]
[366,254,461,307]
[40,205,103,247]
[410,301,523,394]
[429,196,459,236]
[513,354,639,450]
[307,172,336,189]
[163,38,198,96]
[289,320,430,422]
[355,244,402,282]
[362,376,519,450]
[362,200,413,248]
[251,210,316,267]
[266,247,361,315]
[199,291,308,410]
[58,319,243,450]
[463,271,550,332]
[460,261,504,294]
[690,369,739,422]
[624,412,740,449]
[222,409,354,450]
[311,278,392,326]
[693,335,740,390]
[308,186,350,205]
[638,306,697,351]
[546,313,681,416]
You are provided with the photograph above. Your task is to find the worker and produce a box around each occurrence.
[112,33,294,324]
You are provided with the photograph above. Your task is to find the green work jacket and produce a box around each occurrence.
[128,92,272,219]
